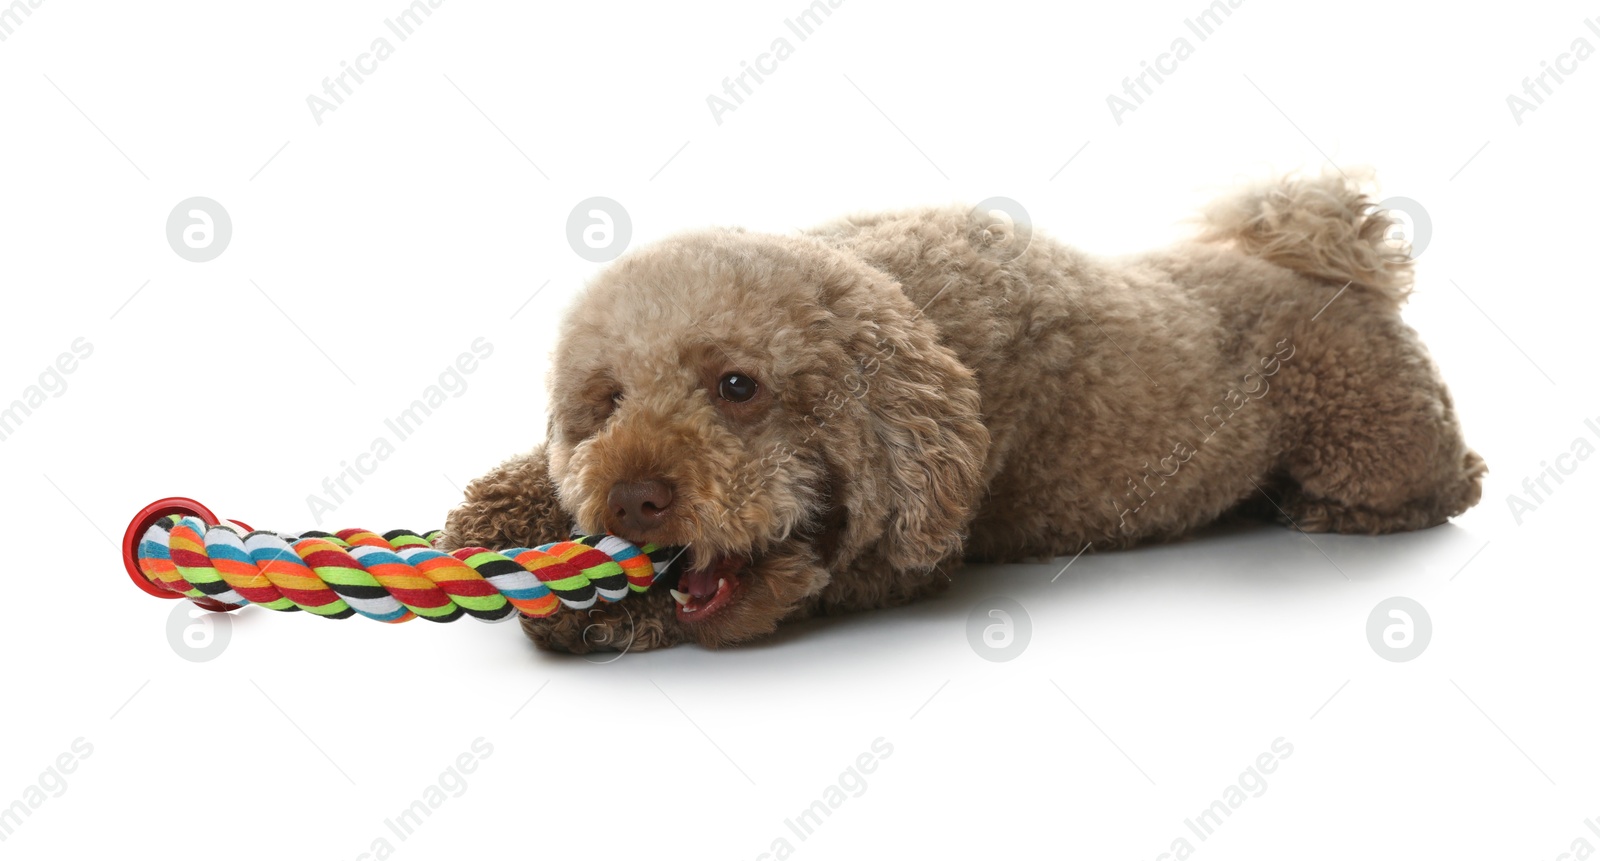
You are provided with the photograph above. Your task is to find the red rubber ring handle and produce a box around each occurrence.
[122,497,252,612]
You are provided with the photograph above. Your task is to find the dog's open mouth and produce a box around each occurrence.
[669,555,747,622]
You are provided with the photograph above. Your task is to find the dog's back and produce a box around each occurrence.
[814,173,1483,558]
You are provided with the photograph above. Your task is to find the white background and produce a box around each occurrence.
[1,0,1596,858]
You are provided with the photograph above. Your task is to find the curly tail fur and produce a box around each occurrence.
[1198,171,1414,303]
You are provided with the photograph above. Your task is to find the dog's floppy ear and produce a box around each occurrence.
[824,271,990,571]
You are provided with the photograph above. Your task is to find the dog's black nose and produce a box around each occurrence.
[608,479,675,535]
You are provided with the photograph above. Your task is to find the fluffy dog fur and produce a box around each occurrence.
[438,172,1485,653]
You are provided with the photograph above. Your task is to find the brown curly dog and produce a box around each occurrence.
[438,172,1486,653]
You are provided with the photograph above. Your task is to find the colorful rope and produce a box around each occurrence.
[134,515,677,623]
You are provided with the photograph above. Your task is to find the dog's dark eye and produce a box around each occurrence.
[717,373,758,403]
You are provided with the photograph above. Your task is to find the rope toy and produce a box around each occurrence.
[121,497,678,623]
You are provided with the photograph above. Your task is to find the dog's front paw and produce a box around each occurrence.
[519,593,684,655]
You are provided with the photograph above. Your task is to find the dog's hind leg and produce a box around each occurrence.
[1197,170,1485,534]
[1271,310,1486,535]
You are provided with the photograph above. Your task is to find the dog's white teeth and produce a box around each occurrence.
[717,578,726,592]
[670,589,691,606]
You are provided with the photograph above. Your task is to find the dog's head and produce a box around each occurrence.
[544,229,989,646]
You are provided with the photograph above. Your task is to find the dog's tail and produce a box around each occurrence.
[1196,170,1413,303]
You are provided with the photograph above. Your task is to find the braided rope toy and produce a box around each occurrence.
[120,497,676,623]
